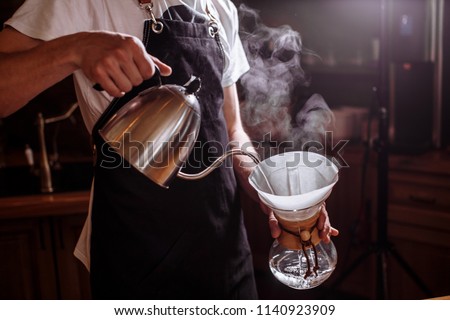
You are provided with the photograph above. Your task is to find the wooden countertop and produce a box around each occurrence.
[0,190,90,220]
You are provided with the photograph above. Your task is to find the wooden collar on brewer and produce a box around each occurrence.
[276,209,322,279]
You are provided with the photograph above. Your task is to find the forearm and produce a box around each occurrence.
[223,85,257,159]
[0,28,169,118]
[0,34,79,117]
[229,127,258,166]
[222,84,259,204]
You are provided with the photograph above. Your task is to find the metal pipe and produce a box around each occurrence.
[433,0,444,147]
[37,104,79,193]
[37,112,53,193]
[44,103,78,124]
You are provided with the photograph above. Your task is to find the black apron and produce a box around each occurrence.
[89,5,257,299]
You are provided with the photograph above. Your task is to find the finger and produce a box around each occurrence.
[104,81,125,97]
[330,227,339,236]
[120,60,145,87]
[316,204,328,229]
[317,206,331,238]
[319,229,331,243]
[268,212,281,239]
[319,225,332,243]
[93,69,125,97]
[108,66,134,93]
[93,54,135,93]
[151,56,172,76]
[317,210,326,231]
[319,226,339,243]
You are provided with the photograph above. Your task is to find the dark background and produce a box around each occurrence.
[1,0,449,300]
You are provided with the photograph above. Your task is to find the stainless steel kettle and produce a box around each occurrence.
[98,73,258,188]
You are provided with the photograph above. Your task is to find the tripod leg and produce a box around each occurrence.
[388,245,433,297]
[331,247,376,292]
[376,249,389,299]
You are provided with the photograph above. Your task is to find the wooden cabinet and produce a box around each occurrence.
[0,218,56,299]
[386,153,450,299]
[53,214,91,299]
[51,214,91,299]
[0,192,90,299]
[328,149,450,299]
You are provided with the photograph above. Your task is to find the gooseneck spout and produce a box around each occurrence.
[177,149,260,181]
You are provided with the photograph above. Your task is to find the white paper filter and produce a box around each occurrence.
[249,151,339,211]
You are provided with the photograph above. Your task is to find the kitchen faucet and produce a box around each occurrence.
[37,103,78,193]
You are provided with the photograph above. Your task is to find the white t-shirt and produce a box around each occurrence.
[6,0,249,133]
[6,0,249,271]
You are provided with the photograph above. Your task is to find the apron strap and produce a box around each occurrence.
[138,0,164,33]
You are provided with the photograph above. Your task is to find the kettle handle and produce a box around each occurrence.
[92,66,162,91]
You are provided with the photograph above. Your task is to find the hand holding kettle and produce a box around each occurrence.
[0,28,172,116]
[74,31,172,97]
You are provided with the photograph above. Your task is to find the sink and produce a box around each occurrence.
[0,162,93,197]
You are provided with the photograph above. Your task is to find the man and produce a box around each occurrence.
[0,0,337,299]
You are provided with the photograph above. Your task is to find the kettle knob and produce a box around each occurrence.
[184,77,202,95]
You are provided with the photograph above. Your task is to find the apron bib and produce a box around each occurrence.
[89,4,257,299]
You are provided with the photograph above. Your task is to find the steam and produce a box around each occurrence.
[238,5,333,157]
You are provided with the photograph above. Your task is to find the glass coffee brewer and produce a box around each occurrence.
[249,151,339,290]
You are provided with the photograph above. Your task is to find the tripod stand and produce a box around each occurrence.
[331,105,432,299]
[330,0,432,299]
